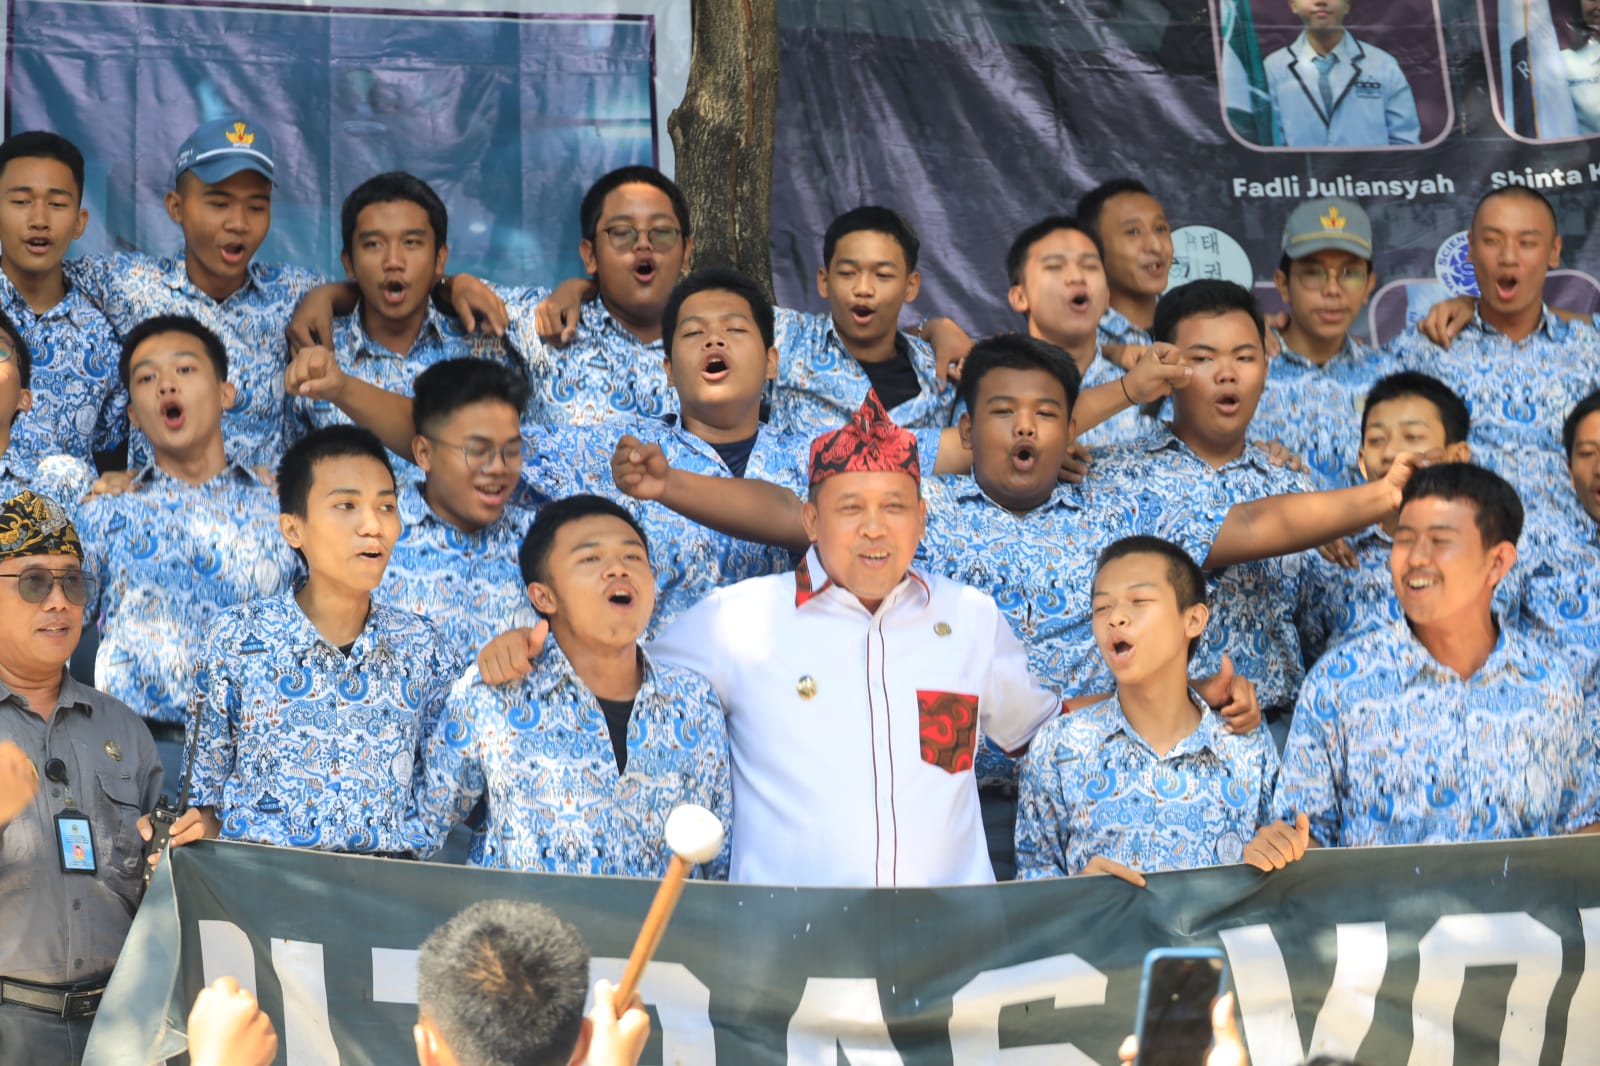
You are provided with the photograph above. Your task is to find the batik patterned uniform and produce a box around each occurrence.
[1096,306,1152,350]
[496,287,676,427]
[1518,523,1600,701]
[408,641,732,877]
[65,252,325,467]
[380,479,539,663]
[0,274,127,467]
[1385,311,1600,543]
[1076,347,1154,449]
[1015,692,1279,878]
[1094,426,1316,712]
[79,463,298,726]
[1273,619,1600,846]
[768,308,958,436]
[0,452,93,517]
[186,592,460,852]
[649,550,1062,886]
[520,415,811,638]
[1253,333,1387,490]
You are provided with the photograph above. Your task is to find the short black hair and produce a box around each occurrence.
[822,206,920,273]
[118,314,228,388]
[1564,389,1600,461]
[340,171,448,258]
[1361,372,1470,445]
[958,332,1081,416]
[1095,535,1207,659]
[0,307,31,390]
[1075,178,1154,239]
[1004,216,1103,287]
[1472,184,1558,234]
[411,358,532,437]
[661,266,775,361]
[0,130,84,200]
[278,424,394,518]
[579,165,691,243]
[417,899,590,1066]
[1152,280,1265,347]
[1400,462,1524,548]
[519,494,650,586]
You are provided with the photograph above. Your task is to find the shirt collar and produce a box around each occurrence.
[342,303,450,359]
[131,457,261,488]
[588,297,664,350]
[1095,689,1227,760]
[1388,614,1516,685]
[793,546,931,612]
[1293,30,1360,63]
[522,632,661,704]
[165,250,268,300]
[1140,422,1269,474]
[0,268,99,328]
[1270,328,1368,371]
[0,669,96,718]
[951,474,1084,515]
[276,589,389,659]
[1465,305,1564,344]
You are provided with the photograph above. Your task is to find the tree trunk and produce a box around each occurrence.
[668,0,779,292]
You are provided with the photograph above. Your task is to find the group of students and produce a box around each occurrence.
[1,108,1599,1062]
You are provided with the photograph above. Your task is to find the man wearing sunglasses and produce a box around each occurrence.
[0,490,162,1065]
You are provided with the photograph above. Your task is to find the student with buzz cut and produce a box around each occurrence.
[77,315,298,786]
[0,131,125,470]
[159,426,460,857]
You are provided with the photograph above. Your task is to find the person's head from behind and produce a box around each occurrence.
[957,333,1080,514]
[1289,0,1349,31]
[0,307,32,430]
[1564,389,1600,524]
[0,131,87,280]
[0,491,92,677]
[120,315,233,464]
[1391,463,1521,630]
[578,166,692,328]
[803,394,925,612]
[278,425,399,594]
[165,115,276,294]
[411,359,529,532]
[1469,186,1560,325]
[1005,216,1108,351]
[1092,536,1209,684]
[340,172,449,333]
[1075,179,1172,304]
[1358,372,1470,484]
[1153,281,1266,453]
[817,206,921,354]
[414,899,592,1066]
[661,267,778,427]
[519,494,654,652]
[1272,198,1375,352]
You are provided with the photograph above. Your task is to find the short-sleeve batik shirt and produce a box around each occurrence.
[1253,332,1389,491]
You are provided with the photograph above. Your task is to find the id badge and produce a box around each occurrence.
[55,810,97,874]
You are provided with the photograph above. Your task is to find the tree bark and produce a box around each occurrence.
[668,0,779,292]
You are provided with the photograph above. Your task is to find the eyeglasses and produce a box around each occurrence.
[427,437,523,472]
[599,224,682,253]
[1292,264,1369,292]
[0,568,98,605]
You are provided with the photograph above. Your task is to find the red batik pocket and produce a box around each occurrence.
[916,690,979,774]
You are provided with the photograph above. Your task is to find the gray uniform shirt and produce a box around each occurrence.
[0,672,161,984]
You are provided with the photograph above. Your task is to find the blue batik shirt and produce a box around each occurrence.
[1273,618,1600,846]
[78,462,299,726]
[1096,306,1152,349]
[1093,425,1317,711]
[0,451,92,515]
[1015,691,1278,878]
[1384,310,1600,543]
[408,640,732,877]
[1254,332,1388,491]
[186,591,461,853]
[1076,346,1155,450]
[65,251,326,468]
[287,305,511,445]
[1517,521,1600,702]
[0,273,127,467]
[497,286,677,427]
[521,415,813,638]
[768,308,958,436]
[380,478,539,664]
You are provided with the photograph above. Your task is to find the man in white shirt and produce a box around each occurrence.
[1563,0,1600,134]
[1263,0,1420,147]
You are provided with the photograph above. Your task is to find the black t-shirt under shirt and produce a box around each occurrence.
[595,696,635,773]
[858,342,921,412]
[709,433,759,478]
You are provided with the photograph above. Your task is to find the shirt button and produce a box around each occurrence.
[72,900,82,911]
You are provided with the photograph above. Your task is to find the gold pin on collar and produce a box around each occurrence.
[104,740,122,762]
[934,622,952,637]
[796,675,818,700]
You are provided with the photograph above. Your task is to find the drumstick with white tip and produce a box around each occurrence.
[615,803,726,1005]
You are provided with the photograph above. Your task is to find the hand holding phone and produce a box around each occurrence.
[1132,947,1229,1066]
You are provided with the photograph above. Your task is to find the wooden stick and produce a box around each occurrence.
[616,853,692,1005]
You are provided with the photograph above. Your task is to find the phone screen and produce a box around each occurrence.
[1135,953,1224,1066]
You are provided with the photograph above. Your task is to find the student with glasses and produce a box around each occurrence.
[1252,197,1388,491]
[0,490,163,1066]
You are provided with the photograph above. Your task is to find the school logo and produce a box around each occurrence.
[1319,206,1346,232]
[225,122,255,147]
[1433,231,1480,296]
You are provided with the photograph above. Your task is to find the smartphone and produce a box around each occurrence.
[1133,947,1228,1066]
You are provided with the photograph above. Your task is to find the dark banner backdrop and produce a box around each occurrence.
[85,836,1600,1065]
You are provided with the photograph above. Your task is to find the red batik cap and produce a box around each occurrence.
[808,392,921,491]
